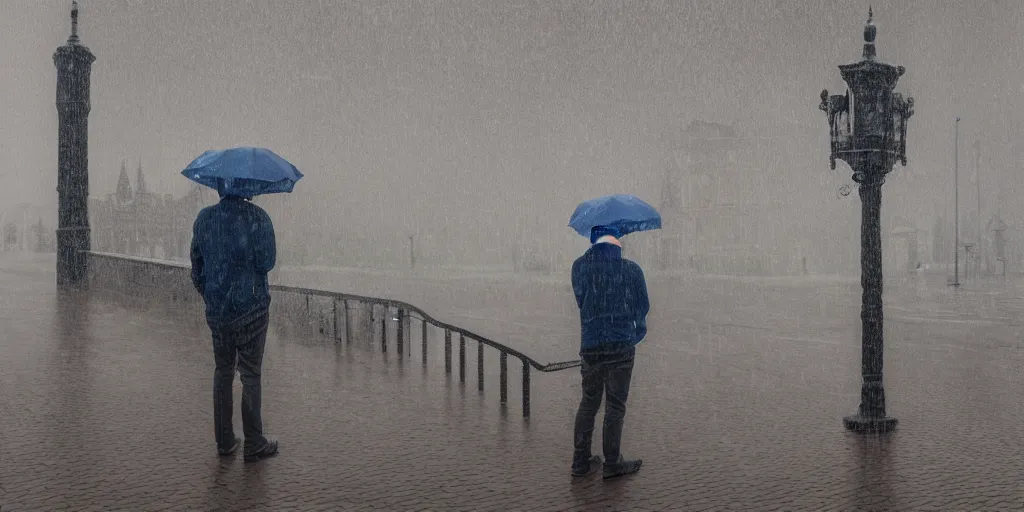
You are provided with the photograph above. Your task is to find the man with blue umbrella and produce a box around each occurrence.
[567,194,659,479]
[185,147,303,462]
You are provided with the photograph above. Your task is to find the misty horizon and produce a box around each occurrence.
[4,0,1024,274]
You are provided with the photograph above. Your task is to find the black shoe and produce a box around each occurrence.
[244,439,279,462]
[571,455,603,477]
[218,438,241,456]
[603,456,642,479]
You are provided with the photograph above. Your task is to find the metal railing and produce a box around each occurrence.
[84,251,581,418]
[269,284,580,418]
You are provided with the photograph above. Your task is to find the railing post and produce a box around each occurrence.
[477,341,484,391]
[396,308,404,355]
[343,299,350,343]
[332,298,338,341]
[522,359,531,418]
[380,305,387,353]
[500,352,508,404]
[319,305,327,335]
[459,333,466,383]
[444,330,452,374]
[421,317,428,365]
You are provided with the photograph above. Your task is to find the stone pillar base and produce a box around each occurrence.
[56,225,90,289]
[843,414,898,433]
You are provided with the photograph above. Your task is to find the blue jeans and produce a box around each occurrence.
[573,346,635,466]
[211,307,269,452]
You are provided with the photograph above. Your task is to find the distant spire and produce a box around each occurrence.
[862,6,877,61]
[68,1,80,45]
[136,159,147,195]
[116,159,133,204]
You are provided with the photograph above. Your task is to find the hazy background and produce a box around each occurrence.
[3,0,1024,273]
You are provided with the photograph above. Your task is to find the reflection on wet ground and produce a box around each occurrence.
[3,254,1024,510]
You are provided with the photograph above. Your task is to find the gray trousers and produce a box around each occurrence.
[211,307,270,452]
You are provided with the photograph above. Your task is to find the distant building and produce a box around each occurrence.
[0,203,54,253]
[889,224,921,272]
[633,120,833,276]
[986,215,1009,274]
[90,160,213,260]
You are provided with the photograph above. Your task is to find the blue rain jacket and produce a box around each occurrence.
[190,196,276,328]
[570,242,650,353]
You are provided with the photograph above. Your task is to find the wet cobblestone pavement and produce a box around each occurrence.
[3,254,1024,510]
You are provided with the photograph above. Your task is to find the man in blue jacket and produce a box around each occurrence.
[191,186,279,462]
[570,225,648,479]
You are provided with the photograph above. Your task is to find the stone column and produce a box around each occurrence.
[53,1,96,289]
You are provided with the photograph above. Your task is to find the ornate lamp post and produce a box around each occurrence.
[53,1,95,289]
[818,8,914,433]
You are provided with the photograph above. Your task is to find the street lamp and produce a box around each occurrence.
[818,7,914,433]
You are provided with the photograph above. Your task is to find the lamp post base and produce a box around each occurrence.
[843,415,898,433]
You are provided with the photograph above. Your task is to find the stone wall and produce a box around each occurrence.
[83,251,376,339]
[85,251,206,322]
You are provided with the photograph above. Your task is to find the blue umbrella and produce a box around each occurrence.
[181,147,304,198]
[568,194,662,239]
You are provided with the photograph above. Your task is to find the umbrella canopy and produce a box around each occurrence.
[181,147,304,198]
[568,194,662,239]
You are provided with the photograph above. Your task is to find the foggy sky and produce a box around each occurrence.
[3,0,1024,268]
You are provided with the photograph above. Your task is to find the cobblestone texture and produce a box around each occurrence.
[2,254,1024,510]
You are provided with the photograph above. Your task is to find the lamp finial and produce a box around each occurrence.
[862,6,877,60]
[68,1,80,45]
